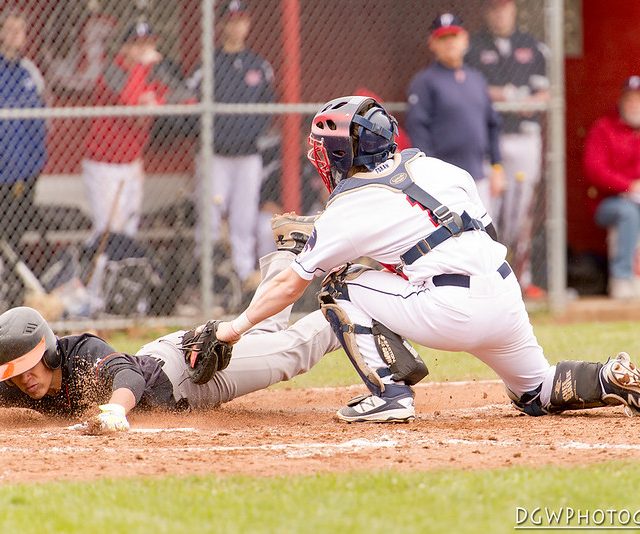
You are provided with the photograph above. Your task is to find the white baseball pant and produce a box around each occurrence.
[82,158,144,239]
[196,152,264,281]
[334,267,554,401]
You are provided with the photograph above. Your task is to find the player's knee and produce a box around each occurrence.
[319,263,376,302]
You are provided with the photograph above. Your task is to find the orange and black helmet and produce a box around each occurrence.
[0,307,59,382]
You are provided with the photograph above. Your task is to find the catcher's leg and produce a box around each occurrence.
[507,354,640,416]
[318,265,427,423]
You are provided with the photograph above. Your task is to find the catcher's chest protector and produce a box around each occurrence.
[326,149,423,205]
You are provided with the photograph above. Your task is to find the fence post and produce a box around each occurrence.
[199,0,215,315]
[545,0,567,314]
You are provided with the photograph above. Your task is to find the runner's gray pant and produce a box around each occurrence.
[135,251,340,408]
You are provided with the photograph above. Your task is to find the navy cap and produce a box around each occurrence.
[430,13,465,39]
[622,76,640,92]
[222,0,250,18]
[123,21,156,42]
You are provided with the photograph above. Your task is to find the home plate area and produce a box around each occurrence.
[1,381,639,484]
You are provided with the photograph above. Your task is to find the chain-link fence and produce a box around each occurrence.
[0,0,563,329]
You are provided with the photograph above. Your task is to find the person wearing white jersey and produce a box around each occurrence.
[210,95,640,423]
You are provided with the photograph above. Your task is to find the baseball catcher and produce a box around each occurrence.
[211,94,640,423]
[180,320,234,384]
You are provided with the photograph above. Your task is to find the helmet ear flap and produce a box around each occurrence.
[42,345,61,369]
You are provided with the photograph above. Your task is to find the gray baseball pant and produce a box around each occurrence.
[135,250,340,408]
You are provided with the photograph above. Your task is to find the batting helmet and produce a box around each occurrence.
[307,96,398,192]
[0,307,59,382]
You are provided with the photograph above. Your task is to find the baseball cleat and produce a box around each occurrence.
[271,212,320,255]
[600,352,640,415]
[336,392,415,423]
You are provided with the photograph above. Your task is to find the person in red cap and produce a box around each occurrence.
[584,76,640,299]
[406,12,504,211]
[466,0,550,300]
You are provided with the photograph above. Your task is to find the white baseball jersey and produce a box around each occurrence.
[292,151,507,283]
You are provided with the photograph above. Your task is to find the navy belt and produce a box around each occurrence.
[432,262,512,288]
[401,211,485,266]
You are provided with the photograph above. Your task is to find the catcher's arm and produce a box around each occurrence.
[217,267,310,343]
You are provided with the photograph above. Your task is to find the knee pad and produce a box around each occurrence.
[318,263,428,393]
[507,385,548,417]
[319,263,376,301]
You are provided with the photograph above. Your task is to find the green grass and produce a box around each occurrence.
[6,321,639,532]
[105,319,640,388]
[2,463,639,533]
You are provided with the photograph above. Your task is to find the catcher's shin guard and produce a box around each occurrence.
[371,320,428,385]
[510,360,608,416]
[318,264,385,395]
[548,360,608,412]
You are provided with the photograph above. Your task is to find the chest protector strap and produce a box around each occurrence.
[328,149,486,265]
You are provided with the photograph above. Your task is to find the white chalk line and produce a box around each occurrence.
[304,379,503,394]
[4,429,640,458]
[418,437,640,451]
[0,437,398,459]
[62,425,198,433]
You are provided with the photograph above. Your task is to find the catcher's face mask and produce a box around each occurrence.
[307,135,334,193]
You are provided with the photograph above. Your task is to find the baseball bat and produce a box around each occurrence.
[0,239,64,320]
[83,180,126,287]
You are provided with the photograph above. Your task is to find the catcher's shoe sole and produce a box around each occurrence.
[335,410,416,423]
[601,352,640,415]
[335,395,416,423]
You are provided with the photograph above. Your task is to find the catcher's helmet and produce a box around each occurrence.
[307,95,398,192]
[0,307,59,382]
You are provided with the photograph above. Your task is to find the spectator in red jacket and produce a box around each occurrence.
[82,22,169,240]
[584,76,640,299]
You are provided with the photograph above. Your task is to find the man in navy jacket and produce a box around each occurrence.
[406,13,503,211]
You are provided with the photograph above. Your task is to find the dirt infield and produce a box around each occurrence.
[1,381,639,484]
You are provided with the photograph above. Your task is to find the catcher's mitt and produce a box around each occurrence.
[180,320,233,384]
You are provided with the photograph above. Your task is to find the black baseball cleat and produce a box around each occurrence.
[600,352,640,416]
[271,212,320,255]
